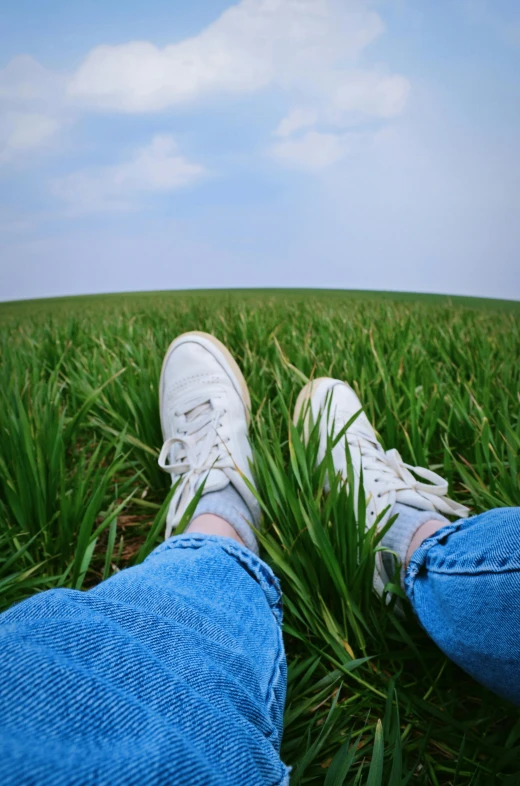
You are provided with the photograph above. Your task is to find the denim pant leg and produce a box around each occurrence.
[0,534,290,786]
[406,508,520,704]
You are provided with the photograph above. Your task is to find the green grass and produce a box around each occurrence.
[1,288,519,784]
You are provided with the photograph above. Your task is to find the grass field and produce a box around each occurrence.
[1,288,519,784]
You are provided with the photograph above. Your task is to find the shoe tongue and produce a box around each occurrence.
[197,468,229,494]
[395,487,433,511]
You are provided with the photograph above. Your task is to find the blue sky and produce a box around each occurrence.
[1,0,519,302]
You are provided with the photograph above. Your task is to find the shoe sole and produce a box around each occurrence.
[159,330,252,427]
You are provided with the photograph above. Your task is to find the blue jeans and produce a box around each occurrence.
[0,510,519,784]
[406,507,520,704]
[0,535,289,786]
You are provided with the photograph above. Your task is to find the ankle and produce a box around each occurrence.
[185,485,259,553]
[405,518,448,569]
[186,514,247,548]
[382,503,449,588]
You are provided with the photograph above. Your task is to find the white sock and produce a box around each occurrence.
[189,484,259,554]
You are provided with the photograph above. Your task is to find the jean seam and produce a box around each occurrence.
[146,534,287,750]
[263,622,285,747]
[274,767,291,786]
[148,535,284,625]
[425,567,520,576]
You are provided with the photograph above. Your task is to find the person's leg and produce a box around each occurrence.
[187,512,247,545]
[293,377,520,704]
[405,508,520,704]
[0,331,289,785]
[0,533,288,785]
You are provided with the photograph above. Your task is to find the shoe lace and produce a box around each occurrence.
[346,422,470,518]
[158,394,234,538]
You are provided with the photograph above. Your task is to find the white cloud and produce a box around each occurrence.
[52,134,206,212]
[329,71,410,120]
[0,112,60,163]
[68,0,385,112]
[0,1,410,175]
[274,107,318,138]
[270,68,410,172]
[0,55,68,162]
[270,130,353,171]
[0,55,64,104]
[272,70,410,170]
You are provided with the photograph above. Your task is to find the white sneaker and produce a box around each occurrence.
[293,377,470,596]
[158,331,260,539]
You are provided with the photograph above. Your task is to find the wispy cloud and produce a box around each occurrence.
[271,68,410,170]
[52,134,206,213]
[0,112,60,163]
[0,55,65,104]
[274,107,318,139]
[0,55,69,163]
[270,130,355,170]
